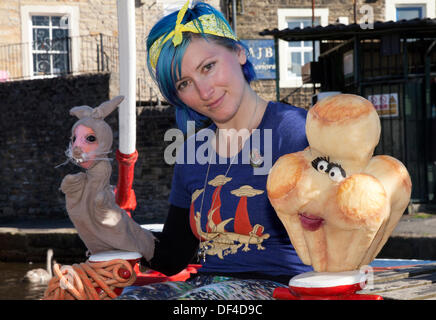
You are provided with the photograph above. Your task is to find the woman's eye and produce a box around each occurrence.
[203,62,215,72]
[177,80,189,91]
[86,135,96,143]
[327,166,346,183]
[72,136,76,143]
[316,160,329,172]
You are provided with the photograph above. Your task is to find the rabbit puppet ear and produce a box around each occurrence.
[69,96,124,120]
[69,105,94,119]
[91,95,124,120]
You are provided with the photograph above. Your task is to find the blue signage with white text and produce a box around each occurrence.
[241,39,276,80]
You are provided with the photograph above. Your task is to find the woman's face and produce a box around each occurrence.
[175,37,248,125]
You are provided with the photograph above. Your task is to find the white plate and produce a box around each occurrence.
[289,270,368,288]
[88,250,142,262]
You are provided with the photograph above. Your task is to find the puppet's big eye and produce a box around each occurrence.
[312,157,329,173]
[327,165,346,183]
[86,135,96,143]
[317,160,329,172]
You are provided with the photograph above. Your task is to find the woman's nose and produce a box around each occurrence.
[196,80,214,101]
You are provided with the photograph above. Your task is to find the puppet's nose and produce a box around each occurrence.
[72,146,83,159]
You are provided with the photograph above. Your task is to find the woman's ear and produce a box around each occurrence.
[236,44,247,65]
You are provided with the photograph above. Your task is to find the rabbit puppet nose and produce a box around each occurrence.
[72,146,85,161]
[71,124,99,168]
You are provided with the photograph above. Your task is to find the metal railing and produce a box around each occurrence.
[0,34,115,80]
[279,85,319,109]
[0,33,162,104]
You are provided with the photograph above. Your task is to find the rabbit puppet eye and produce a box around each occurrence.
[86,135,97,143]
[71,134,96,144]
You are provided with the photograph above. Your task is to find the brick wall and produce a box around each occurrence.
[0,73,176,223]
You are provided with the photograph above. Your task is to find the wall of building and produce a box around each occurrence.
[0,0,220,98]
[0,0,387,106]
[0,73,176,223]
[234,0,385,108]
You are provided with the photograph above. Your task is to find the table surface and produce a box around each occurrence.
[359,262,436,300]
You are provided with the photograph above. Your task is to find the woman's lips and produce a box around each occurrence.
[298,213,324,231]
[207,94,225,109]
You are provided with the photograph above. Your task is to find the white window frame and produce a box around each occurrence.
[21,5,80,79]
[385,0,435,21]
[277,8,329,88]
[156,0,221,16]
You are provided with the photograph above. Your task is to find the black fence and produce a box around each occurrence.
[0,33,163,105]
[0,34,118,81]
[319,37,436,203]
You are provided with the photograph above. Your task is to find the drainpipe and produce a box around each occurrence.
[312,0,316,95]
[274,35,280,102]
[353,0,357,24]
[232,0,237,35]
[425,40,436,202]
[425,40,436,118]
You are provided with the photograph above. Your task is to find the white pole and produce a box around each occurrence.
[117,0,136,155]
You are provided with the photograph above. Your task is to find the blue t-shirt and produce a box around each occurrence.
[169,101,313,277]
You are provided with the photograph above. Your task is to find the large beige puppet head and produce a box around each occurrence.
[267,94,411,272]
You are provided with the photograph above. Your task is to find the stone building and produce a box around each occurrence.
[0,0,219,102]
[1,0,434,105]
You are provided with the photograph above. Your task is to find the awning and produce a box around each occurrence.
[259,18,436,41]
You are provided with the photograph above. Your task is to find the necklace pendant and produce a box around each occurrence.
[198,244,208,263]
[250,148,264,168]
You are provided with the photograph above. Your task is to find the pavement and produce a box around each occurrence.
[0,213,435,263]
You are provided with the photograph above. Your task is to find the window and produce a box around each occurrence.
[31,15,70,76]
[278,8,329,88]
[286,18,320,79]
[396,6,423,20]
[21,5,79,79]
[385,0,435,21]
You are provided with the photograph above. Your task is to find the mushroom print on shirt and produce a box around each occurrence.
[190,175,270,260]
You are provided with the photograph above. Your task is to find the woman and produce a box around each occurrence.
[118,1,312,300]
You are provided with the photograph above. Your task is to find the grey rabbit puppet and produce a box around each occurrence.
[59,96,155,261]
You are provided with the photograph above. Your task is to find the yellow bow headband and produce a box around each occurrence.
[149,1,238,70]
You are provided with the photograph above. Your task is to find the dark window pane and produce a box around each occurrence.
[396,7,422,20]
[33,28,50,50]
[32,16,49,26]
[52,29,68,51]
[53,54,68,74]
[51,16,60,26]
[33,53,51,74]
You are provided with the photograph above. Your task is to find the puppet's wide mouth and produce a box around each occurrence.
[298,213,324,231]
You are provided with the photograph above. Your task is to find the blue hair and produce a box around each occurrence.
[146,2,256,134]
